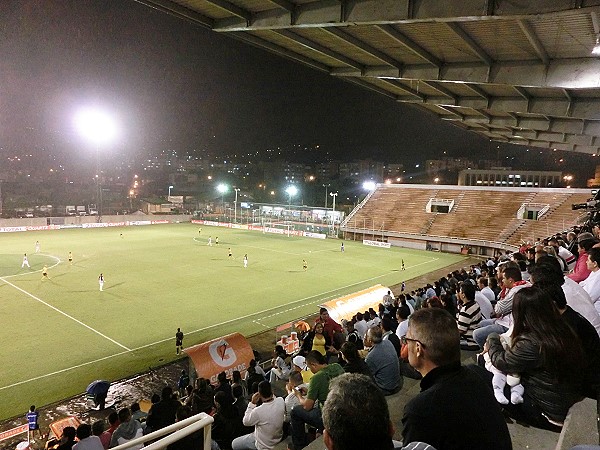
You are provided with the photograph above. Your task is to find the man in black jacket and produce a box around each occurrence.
[401,308,512,450]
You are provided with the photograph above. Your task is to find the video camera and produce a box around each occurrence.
[572,190,600,232]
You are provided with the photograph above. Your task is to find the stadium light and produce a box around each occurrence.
[217,183,228,212]
[168,185,174,197]
[593,34,600,56]
[74,107,117,218]
[234,187,240,223]
[323,183,330,209]
[286,185,298,206]
[363,181,376,191]
[330,192,338,236]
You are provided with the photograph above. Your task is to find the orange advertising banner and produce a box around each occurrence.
[320,284,391,324]
[0,424,28,442]
[184,333,254,384]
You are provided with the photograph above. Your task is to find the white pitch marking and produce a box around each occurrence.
[0,277,131,352]
[0,255,441,391]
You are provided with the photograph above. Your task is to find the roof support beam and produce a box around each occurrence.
[445,22,493,67]
[204,0,252,22]
[420,81,457,102]
[265,0,296,13]
[375,25,442,68]
[517,19,549,66]
[379,79,425,101]
[133,0,214,28]
[332,58,600,89]
[322,27,403,69]
[274,29,365,70]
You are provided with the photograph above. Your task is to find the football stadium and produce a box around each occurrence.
[3,1,600,450]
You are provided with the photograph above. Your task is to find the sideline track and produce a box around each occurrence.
[0,256,439,392]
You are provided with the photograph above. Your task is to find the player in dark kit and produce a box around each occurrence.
[176,328,184,355]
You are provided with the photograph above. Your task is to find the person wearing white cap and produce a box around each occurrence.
[292,355,313,384]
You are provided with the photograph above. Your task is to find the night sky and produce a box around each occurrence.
[0,0,593,174]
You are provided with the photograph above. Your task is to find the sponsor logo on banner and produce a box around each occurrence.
[304,232,326,239]
[320,284,392,324]
[184,333,254,384]
[0,227,27,233]
[0,424,28,442]
[26,225,55,231]
[208,339,237,367]
[151,220,169,225]
[363,239,391,248]
[83,223,109,228]
[60,224,83,229]
[128,221,151,226]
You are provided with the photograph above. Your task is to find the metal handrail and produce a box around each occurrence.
[112,413,214,450]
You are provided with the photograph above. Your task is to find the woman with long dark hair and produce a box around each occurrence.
[486,285,584,430]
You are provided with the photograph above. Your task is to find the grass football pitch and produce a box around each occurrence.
[0,223,464,419]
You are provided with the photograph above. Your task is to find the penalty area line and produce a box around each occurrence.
[0,277,131,352]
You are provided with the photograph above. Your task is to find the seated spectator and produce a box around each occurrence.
[474,283,493,320]
[46,426,76,450]
[456,282,482,350]
[245,366,265,397]
[105,412,119,440]
[284,372,307,424]
[478,277,496,303]
[344,319,364,349]
[353,312,368,340]
[233,384,249,419]
[473,265,530,349]
[580,247,600,314]
[215,371,234,404]
[167,405,203,450]
[130,402,147,423]
[289,350,345,450]
[424,296,443,309]
[401,308,511,450]
[569,233,598,282]
[323,373,418,450]
[232,381,285,450]
[191,378,215,415]
[212,390,240,449]
[109,408,143,449]
[73,423,104,450]
[439,292,457,317]
[486,285,585,430]
[268,345,291,383]
[91,420,110,450]
[395,303,411,339]
[146,386,181,432]
[381,317,401,357]
[365,326,402,395]
[232,370,248,399]
[339,342,372,378]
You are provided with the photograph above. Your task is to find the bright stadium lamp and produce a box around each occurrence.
[593,34,600,56]
[74,108,117,146]
[217,183,228,212]
[286,185,298,206]
[74,107,117,218]
[363,181,376,191]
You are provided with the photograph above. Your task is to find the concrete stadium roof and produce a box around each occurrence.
[136,0,600,154]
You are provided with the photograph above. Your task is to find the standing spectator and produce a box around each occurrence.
[289,351,344,450]
[175,328,184,355]
[365,326,401,395]
[73,423,104,450]
[353,313,368,341]
[401,308,511,450]
[146,386,181,432]
[315,308,343,349]
[177,370,190,397]
[232,381,285,450]
[26,405,41,441]
[215,371,234,404]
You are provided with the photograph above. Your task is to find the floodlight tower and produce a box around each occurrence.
[217,183,228,213]
[74,108,117,219]
[330,191,338,235]
[286,185,298,208]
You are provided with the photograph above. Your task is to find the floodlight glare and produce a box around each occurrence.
[363,181,376,191]
[593,35,600,55]
[285,185,298,196]
[217,183,228,194]
[74,108,117,145]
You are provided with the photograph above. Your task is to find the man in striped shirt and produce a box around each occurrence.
[456,282,481,350]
